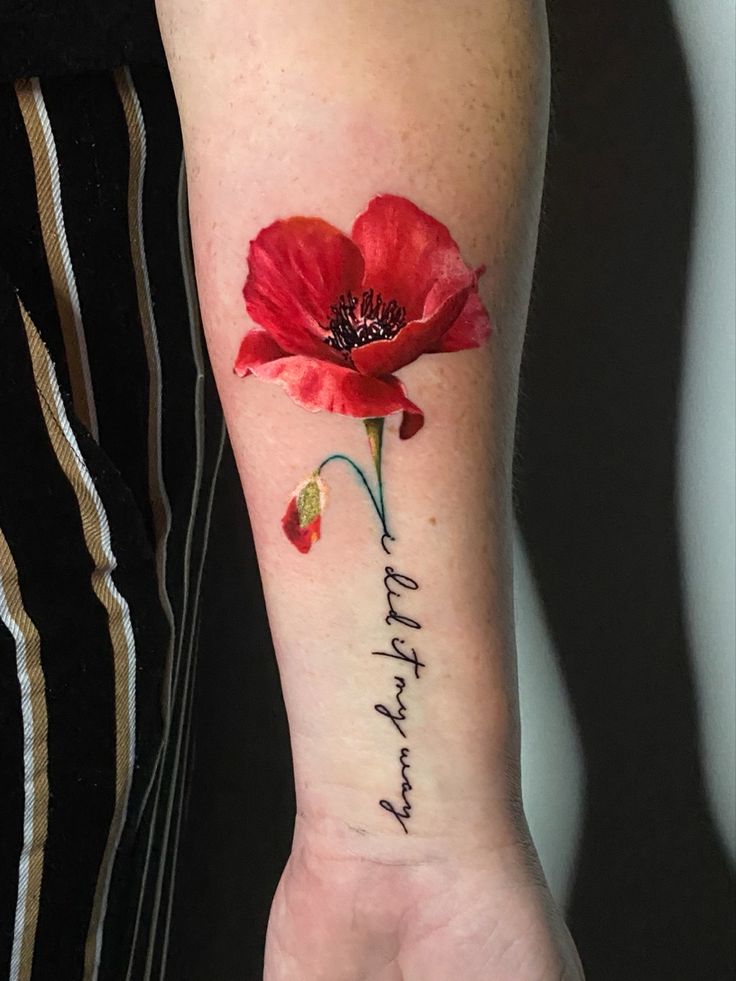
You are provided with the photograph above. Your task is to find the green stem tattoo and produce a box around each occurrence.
[316,417,394,552]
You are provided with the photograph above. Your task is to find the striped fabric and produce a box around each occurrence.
[0,67,225,980]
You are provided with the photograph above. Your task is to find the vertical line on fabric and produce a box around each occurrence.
[14,78,99,440]
[112,66,178,981]
[16,300,138,981]
[113,66,176,716]
[158,422,226,980]
[0,529,49,981]
[112,67,176,694]
[143,157,209,981]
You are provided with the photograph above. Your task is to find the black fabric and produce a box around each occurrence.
[0,284,119,980]
[0,67,225,980]
[40,72,156,536]
[0,1,166,81]
[0,86,66,374]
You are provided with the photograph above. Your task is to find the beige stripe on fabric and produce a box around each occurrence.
[14,78,99,439]
[113,67,172,587]
[0,529,49,981]
[16,301,137,981]
[113,67,177,981]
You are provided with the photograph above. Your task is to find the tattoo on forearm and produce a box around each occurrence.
[234,194,491,832]
[375,566,421,833]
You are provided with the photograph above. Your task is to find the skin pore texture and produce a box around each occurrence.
[156,1,584,977]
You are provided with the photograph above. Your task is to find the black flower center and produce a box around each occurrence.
[324,289,406,357]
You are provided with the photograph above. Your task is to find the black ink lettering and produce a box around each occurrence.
[384,568,419,592]
[372,637,425,680]
[375,565,421,833]
[378,747,412,834]
[384,567,422,630]
[374,675,408,737]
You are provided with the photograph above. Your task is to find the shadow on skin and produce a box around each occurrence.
[515,2,736,978]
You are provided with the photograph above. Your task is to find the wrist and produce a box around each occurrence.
[282,804,543,939]
[286,687,522,865]
[291,774,525,874]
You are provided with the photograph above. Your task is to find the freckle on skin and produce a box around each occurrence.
[428,516,437,525]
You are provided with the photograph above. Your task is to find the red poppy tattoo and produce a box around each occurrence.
[234,194,491,553]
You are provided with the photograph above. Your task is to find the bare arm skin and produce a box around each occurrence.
[156,2,583,977]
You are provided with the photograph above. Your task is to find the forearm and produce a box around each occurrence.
[158,0,549,856]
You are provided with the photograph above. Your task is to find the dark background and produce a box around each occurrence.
[169,2,736,979]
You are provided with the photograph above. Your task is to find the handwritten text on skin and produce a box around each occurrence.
[373,567,424,833]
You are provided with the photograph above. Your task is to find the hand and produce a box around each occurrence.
[264,816,584,981]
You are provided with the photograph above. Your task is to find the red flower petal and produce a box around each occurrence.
[244,217,364,360]
[248,354,424,438]
[350,284,471,376]
[398,406,424,440]
[234,329,287,375]
[351,195,475,320]
[431,289,492,353]
[282,495,321,553]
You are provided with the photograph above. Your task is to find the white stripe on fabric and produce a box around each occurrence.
[2,577,42,981]
[174,157,206,686]
[31,79,99,441]
[37,330,139,981]
[118,68,177,711]
[158,422,226,980]
[121,67,176,733]
[143,157,208,981]
[116,66,178,981]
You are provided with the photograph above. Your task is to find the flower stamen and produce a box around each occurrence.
[324,289,407,358]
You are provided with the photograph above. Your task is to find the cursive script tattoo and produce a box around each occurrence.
[379,747,413,834]
[374,564,423,833]
[384,567,422,630]
[372,636,425,680]
[375,675,409,738]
